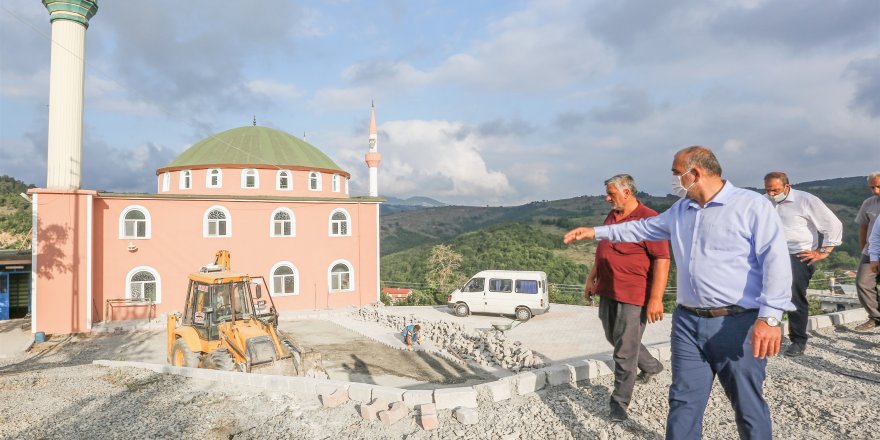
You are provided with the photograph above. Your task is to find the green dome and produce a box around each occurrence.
[161,126,346,173]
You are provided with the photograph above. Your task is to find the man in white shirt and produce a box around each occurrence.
[764,172,842,357]
[854,172,880,331]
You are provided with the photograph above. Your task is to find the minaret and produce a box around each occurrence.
[43,0,99,189]
[364,101,381,197]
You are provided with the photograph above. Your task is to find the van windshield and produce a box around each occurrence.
[462,278,485,292]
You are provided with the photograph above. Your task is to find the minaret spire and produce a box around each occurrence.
[364,101,381,197]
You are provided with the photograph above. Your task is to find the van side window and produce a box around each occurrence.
[489,278,513,293]
[516,280,538,294]
[463,278,485,292]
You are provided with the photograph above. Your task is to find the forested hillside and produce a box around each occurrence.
[0,176,33,249]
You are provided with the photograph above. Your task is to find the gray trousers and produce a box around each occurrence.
[599,296,663,408]
[856,254,880,319]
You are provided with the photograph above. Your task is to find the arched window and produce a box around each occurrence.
[207,169,222,188]
[276,170,291,191]
[180,170,192,189]
[118,205,151,239]
[271,262,299,295]
[126,266,161,303]
[332,175,340,192]
[270,208,295,237]
[161,173,170,192]
[328,260,354,292]
[241,169,259,188]
[329,209,351,236]
[204,206,231,237]
[309,171,321,191]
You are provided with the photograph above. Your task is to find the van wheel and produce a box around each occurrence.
[515,307,532,322]
[454,303,470,317]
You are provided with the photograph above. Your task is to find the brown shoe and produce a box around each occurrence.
[854,319,880,331]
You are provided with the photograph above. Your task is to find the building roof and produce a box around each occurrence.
[159,126,346,173]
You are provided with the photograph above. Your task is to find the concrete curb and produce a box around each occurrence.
[90,307,871,410]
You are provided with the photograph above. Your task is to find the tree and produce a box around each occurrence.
[426,244,465,293]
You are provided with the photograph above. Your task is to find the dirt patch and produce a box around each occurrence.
[280,320,492,388]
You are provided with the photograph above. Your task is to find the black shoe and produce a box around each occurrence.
[609,404,628,422]
[784,343,805,357]
[637,365,663,384]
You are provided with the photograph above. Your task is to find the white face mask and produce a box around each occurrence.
[671,169,694,198]
[767,191,788,204]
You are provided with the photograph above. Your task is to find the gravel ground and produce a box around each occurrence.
[1,325,878,439]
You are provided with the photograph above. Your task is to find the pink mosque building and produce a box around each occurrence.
[29,1,382,335]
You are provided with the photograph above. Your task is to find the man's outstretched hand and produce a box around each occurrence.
[563,227,596,244]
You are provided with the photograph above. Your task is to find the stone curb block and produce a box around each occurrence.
[402,390,434,409]
[476,378,512,403]
[288,377,318,395]
[419,403,439,431]
[372,386,406,403]
[348,383,374,403]
[515,371,546,396]
[360,397,389,420]
[808,315,833,331]
[378,401,408,426]
[320,388,349,408]
[566,361,591,383]
[433,387,478,409]
[545,365,571,387]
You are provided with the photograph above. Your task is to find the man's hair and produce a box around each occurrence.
[763,171,789,185]
[868,172,880,182]
[604,174,637,195]
[678,146,723,176]
[413,324,421,331]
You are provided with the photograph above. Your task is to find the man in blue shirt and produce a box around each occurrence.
[564,146,794,440]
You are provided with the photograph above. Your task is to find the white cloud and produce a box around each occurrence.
[723,139,744,154]
[246,80,300,99]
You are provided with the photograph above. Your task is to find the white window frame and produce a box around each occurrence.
[203,205,232,238]
[328,208,351,236]
[332,175,341,192]
[241,168,259,189]
[276,170,292,191]
[270,261,300,296]
[206,169,222,188]
[309,171,322,191]
[270,207,296,237]
[125,266,162,304]
[328,259,354,292]
[179,170,192,190]
[161,172,170,192]
[118,205,151,239]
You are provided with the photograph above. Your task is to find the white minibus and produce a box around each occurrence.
[447,270,549,321]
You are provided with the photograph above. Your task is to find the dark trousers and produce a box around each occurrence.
[788,254,816,345]
[598,296,662,408]
[666,307,771,440]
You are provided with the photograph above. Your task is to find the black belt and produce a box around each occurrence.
[678,305,752,318]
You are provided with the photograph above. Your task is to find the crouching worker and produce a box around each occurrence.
[402,324,422,351]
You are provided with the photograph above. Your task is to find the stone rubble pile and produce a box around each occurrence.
[353,306,544,371]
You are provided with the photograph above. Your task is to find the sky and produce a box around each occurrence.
[1,0,878,206]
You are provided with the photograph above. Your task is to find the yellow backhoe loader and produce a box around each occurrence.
[167,251,326,377]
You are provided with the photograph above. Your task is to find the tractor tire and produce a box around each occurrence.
[454,303,470,317]
[171,339,200,368]
[203,348,235,371]
[515,307,532,322]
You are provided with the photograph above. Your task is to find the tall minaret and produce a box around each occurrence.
[364,101,381,197]
[43,0,99,189]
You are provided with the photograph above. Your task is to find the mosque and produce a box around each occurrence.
[28,1,382,335]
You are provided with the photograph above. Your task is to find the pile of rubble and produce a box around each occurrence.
[352,306,544,371]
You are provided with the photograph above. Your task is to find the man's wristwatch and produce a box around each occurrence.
[758,316,781,327]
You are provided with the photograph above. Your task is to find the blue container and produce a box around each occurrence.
[34,331,46,343]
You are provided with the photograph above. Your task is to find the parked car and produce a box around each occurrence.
[447,270,549,321]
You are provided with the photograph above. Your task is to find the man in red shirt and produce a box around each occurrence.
[584,174,671,422]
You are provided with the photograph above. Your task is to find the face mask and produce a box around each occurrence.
[671,169,694,198]
[767,191,788,204]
